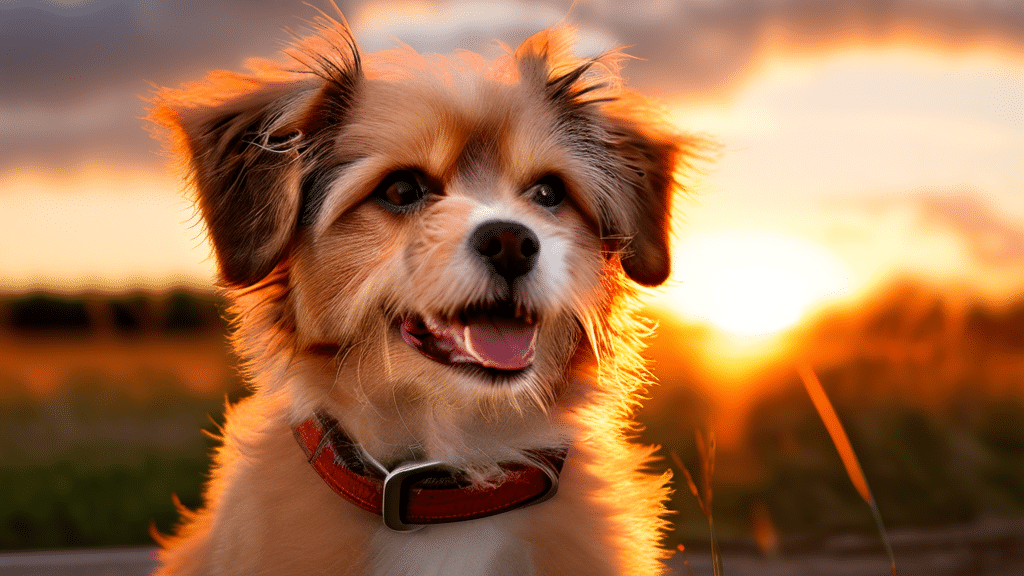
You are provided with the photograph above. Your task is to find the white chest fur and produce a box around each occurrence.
[368,513,536,576]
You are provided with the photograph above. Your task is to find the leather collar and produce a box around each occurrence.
[293,411,567,531]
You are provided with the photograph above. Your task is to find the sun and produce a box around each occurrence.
[659,232,853,336]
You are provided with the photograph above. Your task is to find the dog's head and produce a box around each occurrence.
[151,18,691,461]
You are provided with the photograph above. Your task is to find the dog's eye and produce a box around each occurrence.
[374,171,427,211]
[529,176,566,208]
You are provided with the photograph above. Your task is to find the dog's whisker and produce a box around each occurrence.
[328,343,358,397]
[379,317,394,381]
[389,379,418,456]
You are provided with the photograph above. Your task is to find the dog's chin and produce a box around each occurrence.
[398,303,540,381]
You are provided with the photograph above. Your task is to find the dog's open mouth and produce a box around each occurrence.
[400,304,537,372]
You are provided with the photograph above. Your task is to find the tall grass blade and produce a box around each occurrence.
[708,515,724,576]
[671,430,725,576]
[797,365,897,575]
[671,451,705,517]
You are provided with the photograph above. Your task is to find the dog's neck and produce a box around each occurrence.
[286,355,584,472]
[293,410,567,532]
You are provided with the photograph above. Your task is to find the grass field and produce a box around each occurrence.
[0,286,1022,559]
[0,331,237,549]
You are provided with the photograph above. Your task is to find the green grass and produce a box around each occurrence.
[0,453,207,549]
[2,370,1021,552]
[0,374,237,550]
[1,284,1023,553]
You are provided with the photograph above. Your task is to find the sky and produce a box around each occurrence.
[1,0,1022,333]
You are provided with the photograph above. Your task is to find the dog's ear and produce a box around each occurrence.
[155,81,312,287]
[515,27,681,287]
[150,54,360,287]
[600,118,678,287]
[148,16,362,287]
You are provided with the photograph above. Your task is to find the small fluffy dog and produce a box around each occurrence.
[149,11,697,576]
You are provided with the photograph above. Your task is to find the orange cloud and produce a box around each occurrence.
[871,191,1024,266]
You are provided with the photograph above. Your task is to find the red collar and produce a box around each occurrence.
[293,411,567,531]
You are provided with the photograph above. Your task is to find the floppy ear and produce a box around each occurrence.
[515,26,682,287]
[147,11,362,287]
[155,81,312,287]
[602,118,679,287]
[150,53,360,287]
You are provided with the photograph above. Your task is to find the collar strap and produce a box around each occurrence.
[293,411,567,531]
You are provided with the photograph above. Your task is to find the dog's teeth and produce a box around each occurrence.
[462,325,482,363]
[452,325,467,349]
[423,315,440,332]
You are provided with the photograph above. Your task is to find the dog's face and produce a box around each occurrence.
[291,75,605,405]
[151,23,684,457]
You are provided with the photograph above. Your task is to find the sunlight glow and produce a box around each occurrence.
[662,232,853,336]
[0,168,216,292]
[667,48,1024,306]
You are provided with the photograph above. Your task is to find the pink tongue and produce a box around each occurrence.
[463,317,537,371]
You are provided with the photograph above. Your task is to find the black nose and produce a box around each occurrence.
[469,220,539,285]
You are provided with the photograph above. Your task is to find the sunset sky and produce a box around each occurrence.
[1,0,1021,335]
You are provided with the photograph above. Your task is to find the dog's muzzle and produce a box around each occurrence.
[399,219,544,372]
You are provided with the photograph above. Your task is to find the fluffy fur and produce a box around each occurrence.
[149,11,699,576]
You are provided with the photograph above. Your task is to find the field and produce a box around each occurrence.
[0,286,1022,571]
[0,291,236,549]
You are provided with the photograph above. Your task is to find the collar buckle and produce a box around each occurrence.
[382,460,457,532]
[380,456,561,532]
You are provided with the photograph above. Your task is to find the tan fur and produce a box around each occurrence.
[149,11,700,576]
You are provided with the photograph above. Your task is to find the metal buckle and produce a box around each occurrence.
[530,461,560,506]
[381,460,456,532]
[380,457,562,532]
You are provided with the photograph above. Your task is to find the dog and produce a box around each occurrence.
[148,10,697,576]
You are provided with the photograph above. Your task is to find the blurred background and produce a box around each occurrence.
[1,0,1022,573]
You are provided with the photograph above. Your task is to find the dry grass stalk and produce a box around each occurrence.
[671,429,724,576]
[797,365,897,576]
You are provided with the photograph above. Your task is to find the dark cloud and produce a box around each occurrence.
[0,1,322,106]
[574,0,1024,98]
[0,0,355,171]
[1,0,1022,174]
